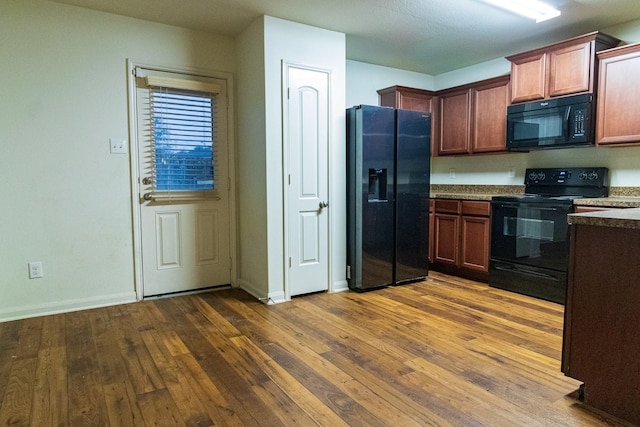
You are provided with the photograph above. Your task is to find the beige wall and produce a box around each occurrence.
[235,17,269,299]
[0,0,235,320]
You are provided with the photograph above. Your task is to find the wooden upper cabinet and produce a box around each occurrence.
[596,43,640,146]
[437,75,510,156]
[377,85,438,156]
[378,76,509,157]
[377,85,436,113]
[472,76,510,153]
[507,32,619,103]
[548,41,592,97]
[438,89,471,155]
[510,52,546,103]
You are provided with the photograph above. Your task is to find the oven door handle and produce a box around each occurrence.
[492,202,567,211]
[493,264,562,282]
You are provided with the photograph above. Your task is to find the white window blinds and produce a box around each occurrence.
[139,72,220,199]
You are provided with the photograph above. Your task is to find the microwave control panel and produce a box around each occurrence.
[572,108,587,137]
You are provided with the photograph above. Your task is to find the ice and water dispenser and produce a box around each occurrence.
[368,168,388,201]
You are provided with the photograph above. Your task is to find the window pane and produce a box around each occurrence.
[151,90,215,191]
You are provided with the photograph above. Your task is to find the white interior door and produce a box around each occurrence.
[285,65,330,297]
[134,68,231,297]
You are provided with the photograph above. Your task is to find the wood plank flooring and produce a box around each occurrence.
[0,272,632,426]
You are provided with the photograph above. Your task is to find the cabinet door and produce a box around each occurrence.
[548,41,592,97]
[378,86,435,113]
[438,89,471,155]
[434,213,459,266]
[596,46,640,145]
[510,52,546,103]
[472,77,510,153]
[460,216,490,273]
[399,91,435,113]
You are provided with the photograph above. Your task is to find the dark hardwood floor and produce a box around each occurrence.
[0,272,632,426]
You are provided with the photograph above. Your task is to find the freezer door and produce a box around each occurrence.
[395,109,431,284]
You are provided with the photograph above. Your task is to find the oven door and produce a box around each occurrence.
[490,200,571,272]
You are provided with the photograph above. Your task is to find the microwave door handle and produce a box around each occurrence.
[563,106,571,139]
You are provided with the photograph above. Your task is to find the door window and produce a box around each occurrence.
[150,88,216,191]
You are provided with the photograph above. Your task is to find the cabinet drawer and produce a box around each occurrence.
[435,199,461,214]
[462,201,490,216]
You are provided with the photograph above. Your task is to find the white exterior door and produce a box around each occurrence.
[285,65,330,297]
[134,69,231,297]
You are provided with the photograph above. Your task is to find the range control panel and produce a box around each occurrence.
[525,167,609,187]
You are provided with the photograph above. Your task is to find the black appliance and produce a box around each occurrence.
[507,93,594,151]
[346,105,431,291]
[489,167,608,304]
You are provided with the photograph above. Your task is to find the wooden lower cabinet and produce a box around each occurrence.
[460,215,490,274]
[434,212,459,266]
[563,223,640,425]
[432,199,491,281]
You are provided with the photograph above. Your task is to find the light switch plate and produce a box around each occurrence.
[110,138,128,154]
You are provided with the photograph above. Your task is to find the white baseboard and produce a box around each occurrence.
[331,280,349,293]
[236,278,287,304]
[0,292,138,322]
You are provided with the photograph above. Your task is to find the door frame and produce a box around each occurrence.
[126,59,237,300]
[281,61,333,300]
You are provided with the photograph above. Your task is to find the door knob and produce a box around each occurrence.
[319,201,329,209]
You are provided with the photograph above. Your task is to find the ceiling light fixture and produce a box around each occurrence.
[483,0,561,23]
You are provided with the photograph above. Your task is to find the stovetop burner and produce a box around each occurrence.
[492,168,608,206]
[524,167,608,197]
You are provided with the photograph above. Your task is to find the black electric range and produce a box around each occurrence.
[489,167,609,304]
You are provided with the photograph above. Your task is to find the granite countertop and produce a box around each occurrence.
[568,207,640,229]
[429,192,496,201]
[573,196,640,208]
[431,186,640,205]
[430,185,523,201]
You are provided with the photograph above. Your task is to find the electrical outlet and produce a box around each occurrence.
[28,261,43,279]
[508,166,515,178]
[110,138,128,154]
[449,168,456,179]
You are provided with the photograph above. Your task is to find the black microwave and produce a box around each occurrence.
[506,93,594,151]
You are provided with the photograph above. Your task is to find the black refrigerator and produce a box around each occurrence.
[346,105,431,291]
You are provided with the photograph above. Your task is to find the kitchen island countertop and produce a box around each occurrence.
[568,207,640,229]
[573,196,640,208]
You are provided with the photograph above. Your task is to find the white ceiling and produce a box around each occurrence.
[50,0,640,75]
